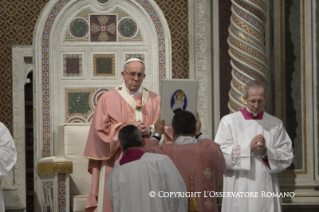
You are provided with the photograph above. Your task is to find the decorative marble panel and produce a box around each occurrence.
[154,0,189,79]
[65,88,108,123]
[42,181,54,212]
[58,174,66,212]
[0,0,48,131]
[39,0,170,158]
[93,54,115,76]
[118,18,138,38]
[114,9,143,42]
[125,54,145,62]
[65,8,93,42]
[65,89,93,122]
[90,15,116,42]
[68,92,91,114]
[63,54,82,76]
[69,18,89,39]
[110,7,129,20]
[77,8,94,20]
[118,30,143,42]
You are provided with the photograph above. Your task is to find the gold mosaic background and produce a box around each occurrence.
[154,0,189,79]
[0,0,49,132]
[0,0,189,132]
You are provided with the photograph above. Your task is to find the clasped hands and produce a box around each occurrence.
[250,134,267,155]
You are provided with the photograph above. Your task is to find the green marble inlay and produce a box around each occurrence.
[96,58,112,74]
[72,22,87,37]
[120,21,136,36]
[97,0,109,3]
[68,92,91,115]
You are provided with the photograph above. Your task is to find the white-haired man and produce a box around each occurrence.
[83,58,172,212]
[215,80,294,212]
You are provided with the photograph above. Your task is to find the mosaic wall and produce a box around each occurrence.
[63,54,83,77]
[0,0,49,132]
[58,174,66,212]
[90,15,117,42]
[0,0,189,132]
[93,54,115,76]
[65,88,108,123]
[154,0,189,79]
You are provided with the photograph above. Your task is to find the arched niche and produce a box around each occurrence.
[33,0,171,158]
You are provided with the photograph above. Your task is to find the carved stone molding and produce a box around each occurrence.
[193,0,213,138]
[11,45,33,210]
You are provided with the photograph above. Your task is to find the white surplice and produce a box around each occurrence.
[0,122,17,212]
[215,111,294,212]
[107,153,187,212]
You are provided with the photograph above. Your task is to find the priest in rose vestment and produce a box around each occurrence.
[0,122,17,212]
[214,80,294,212]
[107,125,187,212]
[83,58,173,212]
[145,111,226,212]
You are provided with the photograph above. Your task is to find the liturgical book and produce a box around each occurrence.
[160,79,198,125]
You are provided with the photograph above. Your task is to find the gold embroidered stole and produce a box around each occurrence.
[115,85,149,122]
[171,144,203,212]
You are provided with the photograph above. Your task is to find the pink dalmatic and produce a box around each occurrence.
[240,107,264,120]
[144,139,225,212]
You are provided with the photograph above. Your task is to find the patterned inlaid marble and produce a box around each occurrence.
[93,54,115,76]
[67,92,91,115]
[125,54,145,62]
[42,181,54,212]
[118,18,138,38]
[65,88,108,123]
[69,18,89,38]
[41,0,72,157]
[90,15,116,42]
[65,89,94,122]
[63,54,82,76]
[58,174,66,212]
[40,0,169,158]
[233,4,264,33]
[233,0,266,23]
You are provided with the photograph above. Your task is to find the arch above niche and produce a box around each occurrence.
[33,0,171,158]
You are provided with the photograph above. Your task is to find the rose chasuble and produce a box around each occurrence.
[83,85,171,212]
